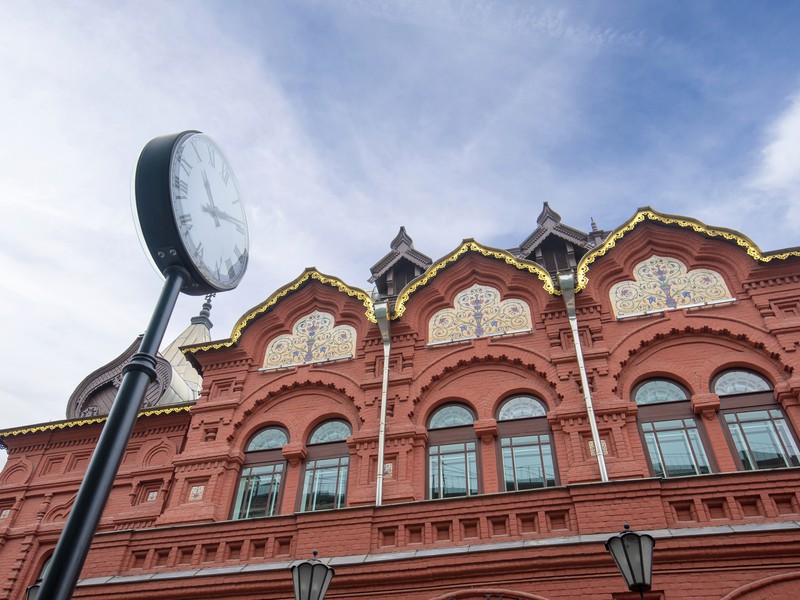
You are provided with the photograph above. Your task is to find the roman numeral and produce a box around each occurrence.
[207,146,216,168]
[175,178,189,198]
[179,157,192,176]
[220,161,230,184]
[178,213,192,226]
[190,141,203,162]
[194,242,204,260]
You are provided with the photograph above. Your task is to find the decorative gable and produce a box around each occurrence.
[428,284,532,344]
[609,255,733,318]
[263,311,357,369]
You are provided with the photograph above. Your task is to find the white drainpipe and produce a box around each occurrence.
[557,272,609,483]
[373,299,391,505]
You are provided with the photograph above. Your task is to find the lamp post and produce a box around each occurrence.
[291,551,335,600]
[605,524,655,600]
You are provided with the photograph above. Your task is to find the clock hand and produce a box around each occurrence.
[201,205,245,232]
[215,210,244,226]
[201,170,221,227]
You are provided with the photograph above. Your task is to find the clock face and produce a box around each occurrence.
[169,133,249,290]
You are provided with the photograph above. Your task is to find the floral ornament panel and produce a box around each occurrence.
[263,311,356,369]
[429,284,532,344]
[610,255,733,318]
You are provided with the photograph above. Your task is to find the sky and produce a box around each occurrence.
[2,0,800,468]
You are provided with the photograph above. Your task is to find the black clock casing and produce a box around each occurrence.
[134,131,249,295]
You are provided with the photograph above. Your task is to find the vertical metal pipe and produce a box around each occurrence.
[37,267,187,600]
[373,300,391,506]
[558,272,609,482]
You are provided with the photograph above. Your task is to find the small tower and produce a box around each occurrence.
[369,227,432,299]
[509,203,609,278]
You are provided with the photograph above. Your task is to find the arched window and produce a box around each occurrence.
[497,395,557,491]
[428,404,479,499]
[714,370,800,470]
[634,379,713,478]
[26,554,51,598]
[232,427,288,520]
[300,420,351,512]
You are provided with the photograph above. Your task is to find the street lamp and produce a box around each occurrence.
[291,550,335,600]
[605,524,655,599]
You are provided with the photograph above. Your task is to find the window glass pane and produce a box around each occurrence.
[542,443,556,486]
[429,442,478,498]
[500,434,557,491]
[775,420,800,467]
[714,371,771,396]
[246,428,288,452]
[498,396,547,420]
[687,428,711,474]
[658,430,700,477]
[723,410,800,470]
[641,418,711,477]
[309,420,351,444]
[644,432,666,478]
[727,423,753,470]
[635,380,687,405]
[430,405,474,429]
[301,457,348,511]
[232,463,284,519]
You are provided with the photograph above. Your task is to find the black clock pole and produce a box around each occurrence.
[37,266,187,600]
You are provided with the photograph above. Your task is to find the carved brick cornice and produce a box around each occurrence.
[743,275,800,290]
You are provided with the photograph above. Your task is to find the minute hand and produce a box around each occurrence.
[216,210,244,226]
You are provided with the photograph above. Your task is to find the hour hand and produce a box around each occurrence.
[201,203,222,227]
[201,170,221,226]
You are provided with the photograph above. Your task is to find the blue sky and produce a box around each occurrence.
[2,1,800,466]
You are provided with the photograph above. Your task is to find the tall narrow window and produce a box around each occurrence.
[634,379,713,478]
[715,370,800,470]
[232,427,288,520]
[300,420,351,512]
[428,404,479,499]
[497,395,557,491]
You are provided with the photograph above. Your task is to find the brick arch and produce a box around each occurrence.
[249,283,374,366]
[428,589,552,600]
[720,571,800,599]
[611,323,791,399]
[0,459,32,486]
[229,379,361,444]
[142,439,176,467]
[411,353,562,422]
[398,251,548,338]
[575,207,772,296]
[394,241,554,320]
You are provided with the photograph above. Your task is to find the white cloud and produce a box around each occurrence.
[753,95,800,191]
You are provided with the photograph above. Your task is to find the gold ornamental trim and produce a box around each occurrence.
[392,240,555,319]
[575,207,800,292]
[0,405,192,438]
[184,269,375,355]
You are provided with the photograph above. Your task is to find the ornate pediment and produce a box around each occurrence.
[429,284,532,344]
[263,311,356,369]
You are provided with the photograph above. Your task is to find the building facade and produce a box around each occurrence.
[2,206,800,599]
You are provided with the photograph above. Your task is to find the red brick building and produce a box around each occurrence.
[3,206,800,599]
